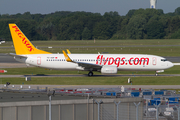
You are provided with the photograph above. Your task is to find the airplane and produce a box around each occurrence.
[9,23,174,76]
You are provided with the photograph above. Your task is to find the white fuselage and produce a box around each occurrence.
[15,54,174,72]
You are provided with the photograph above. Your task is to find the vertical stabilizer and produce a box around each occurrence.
[9,24,51,55]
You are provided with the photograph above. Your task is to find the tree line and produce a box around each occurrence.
[0,7,180,41]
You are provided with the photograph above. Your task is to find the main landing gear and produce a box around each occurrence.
[88,71,93,77]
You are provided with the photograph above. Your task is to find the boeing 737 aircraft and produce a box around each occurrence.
[9,24,174,76]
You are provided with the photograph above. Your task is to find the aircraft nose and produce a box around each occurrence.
[168,61,174,68]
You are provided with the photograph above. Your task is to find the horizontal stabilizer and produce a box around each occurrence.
[9,53,27,58]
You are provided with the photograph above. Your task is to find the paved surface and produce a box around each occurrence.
[1,74,180,78]
[165,56,180,63]
[0,84,180,103]
[0,63,27,68]
[1,84,180,90]
[0,53,19,63]
[0,91,88,102]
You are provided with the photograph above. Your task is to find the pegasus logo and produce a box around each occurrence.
[12,26,34,52]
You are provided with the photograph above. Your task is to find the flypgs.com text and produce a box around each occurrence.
[96,55,149,67]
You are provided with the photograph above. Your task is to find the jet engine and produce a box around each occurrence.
[101,65,117,74]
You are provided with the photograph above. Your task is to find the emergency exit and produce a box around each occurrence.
[152,57,157,65]
[37,57,41,65]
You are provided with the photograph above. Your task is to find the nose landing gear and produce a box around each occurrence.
[155,73,158,76]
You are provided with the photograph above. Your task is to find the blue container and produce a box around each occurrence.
[149,98,161,105]
[168,97,179,104]
[106,92,116,96]
[131,92,140,97]
[155,91,164,95]
[143,91,152,95]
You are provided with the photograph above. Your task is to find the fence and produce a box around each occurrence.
[0,97,143,120]
[144,99,180,120]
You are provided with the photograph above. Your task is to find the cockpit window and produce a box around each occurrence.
[161,59,167,62]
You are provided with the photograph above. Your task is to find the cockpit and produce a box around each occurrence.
[161,59,167,62]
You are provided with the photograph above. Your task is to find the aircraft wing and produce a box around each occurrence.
[62,50,102,70]
[76,62,102,69]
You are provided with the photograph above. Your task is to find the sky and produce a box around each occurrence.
[0,0,180,16]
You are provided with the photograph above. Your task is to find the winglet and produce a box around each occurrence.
[67,49,71,54]
[62,50,73,62]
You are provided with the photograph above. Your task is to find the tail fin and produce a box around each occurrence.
[9,24,51,55]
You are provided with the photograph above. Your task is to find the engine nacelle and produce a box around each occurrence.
[101,65,117,74]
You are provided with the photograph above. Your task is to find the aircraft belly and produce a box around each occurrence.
[41,62,77,70]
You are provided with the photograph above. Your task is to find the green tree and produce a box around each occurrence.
[82,27,92,40]
[93,21,112,40]
[16,20,46,40]
[37,22,55,40]
[145,16,165,39]
[126,15,146,39]
[175,7,180,15]
[126,9,136,17]
[171,29,180,39]
[169,16,180,33]
[0,20,15,40]
[22,12,32,19]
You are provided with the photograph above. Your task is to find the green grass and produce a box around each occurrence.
[0,65,179,86]
[3,39,180,47]
[1,76,180,85]
[0,65,179,75]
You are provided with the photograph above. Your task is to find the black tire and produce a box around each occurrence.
[88,71,93,76]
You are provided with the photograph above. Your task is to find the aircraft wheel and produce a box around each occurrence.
[88,71,93,77]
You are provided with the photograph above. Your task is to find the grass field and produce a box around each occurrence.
[1,39,180,86]
[2,39,180,47]
[1,39,180,56]
[0,65,179,75]
[1,76,180,85]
